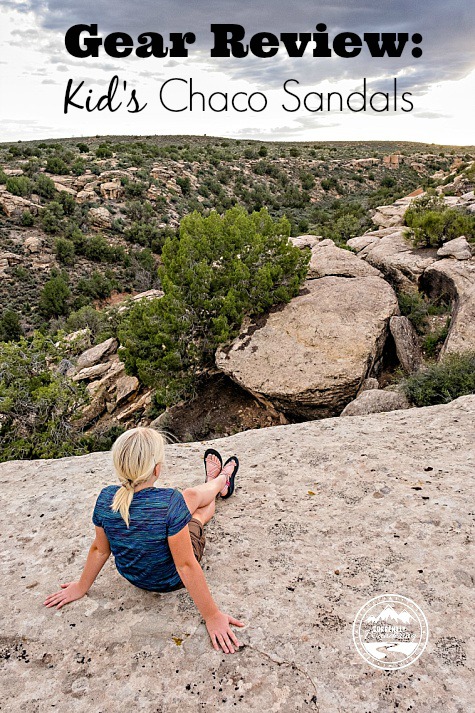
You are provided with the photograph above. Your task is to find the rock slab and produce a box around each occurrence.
[216,276,399,418]
[0,396,474,711]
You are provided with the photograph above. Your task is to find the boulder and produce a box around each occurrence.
[358,377,380,392]
[216,276,399,418]
[86,360,125,397]
[390,316,423,373]
[307,241,382,279]
[23,236,41,254]
[76,338,118,371]
[437,236,472,261]
[1,396,474,711]
[72,362,111,382]
[115,375,140,405]
[350,228,437,291]
[371,194,419,228]
[340,388,410,416]
[116,389,152,421]
[76,185,98,204]
[289,235,322,250]
[100,180,123,200]
[88,206,112,229]
[421,258,475,355]
[0,189,38,218]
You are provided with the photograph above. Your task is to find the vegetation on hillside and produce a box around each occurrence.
[119,207,309,407]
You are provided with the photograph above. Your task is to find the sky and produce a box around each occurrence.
[0,0,474,144]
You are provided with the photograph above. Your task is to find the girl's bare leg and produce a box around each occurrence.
[192,499,216,525]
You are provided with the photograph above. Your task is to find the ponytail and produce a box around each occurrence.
[110,427,165,527]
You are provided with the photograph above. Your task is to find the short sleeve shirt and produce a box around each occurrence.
[92,485,192,592]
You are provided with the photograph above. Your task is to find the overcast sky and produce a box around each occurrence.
[0,0,474,143]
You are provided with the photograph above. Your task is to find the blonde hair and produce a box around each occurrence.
[111,427,165,527]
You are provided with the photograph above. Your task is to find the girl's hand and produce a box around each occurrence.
[205,611,245,654]
[43,582,87,610]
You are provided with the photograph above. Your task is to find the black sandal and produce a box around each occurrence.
[203,448,223,483]
[220,456,239,499]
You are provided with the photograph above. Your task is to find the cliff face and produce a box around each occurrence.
[1,396,474,712]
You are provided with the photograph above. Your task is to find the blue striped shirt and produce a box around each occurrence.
[92,485,192,592]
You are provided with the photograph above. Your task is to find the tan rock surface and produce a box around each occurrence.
[76,338,118,371]
[422,258,475,355]
[216,277,399,417]
[308,242,382,279]
[340,388,410,416]
[1,397,474,711]
[88,206,112,229]
[390,316,423,373]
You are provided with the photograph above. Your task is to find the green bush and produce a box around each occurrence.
[0,309,23,342]
[34,173,56,199]
[404,194,475,247]
[39,272,71,318]
[54,237,76,265]
[77,142,89,153]
[96,145,113,159]
[40,201,64,233]
[398,291,430,333]
[0,333,88,461]
[6,176,33,197]
[402,351,475,406]
[124,181,148,198]
[119,206,309,406]
[20,210,34,226]
[46,156,70,174]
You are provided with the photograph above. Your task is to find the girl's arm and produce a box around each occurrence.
[44,526,111,610]
[168,527,244,654]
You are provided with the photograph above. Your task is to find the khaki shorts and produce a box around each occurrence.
[169,517,206,591]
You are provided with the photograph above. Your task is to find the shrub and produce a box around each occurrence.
[0,333,88,461]
[54,237,76,265]
[96,145,113,159]
[119,207,310,406]
[77,142,89,153]
[40,201,64,233]
[6,176,33,197]
[0,309,23,342]
[402,351,475,406]
[258,145,268,157]
[124,181,148,198]
[34,173,56,198]
[176,176,191,195]
[46,156,70,174]
[76,271,116,301]
[398,291,430,333]
[20,210,34,226]
[39,272,71,318]
[404,194,475,247]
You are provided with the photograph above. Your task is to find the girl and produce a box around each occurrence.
[44,427,243,655]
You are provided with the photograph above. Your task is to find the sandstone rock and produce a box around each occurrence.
[23,235,41,254]
[116,289,164,313]
[340,388,410,416]
[216,276,399,418]
[352,228,437,291]
[372,196,416,228]
[421,258,475,355]
[307,241,381,279]
[390,316,423,373]
[358,377,380,392]
[76,389,107,427]
[53,182,77,197]
[0,189,38,218]
[115,375,140,405]
[76,338,118,370]
[100,180,123,200]
[116,389,152,421]
[76,185,98,204]
[437,236,472,261]
[88,206,112,229]
[289,235,322,250]
[72,362,111,382]
[86,360,125,397]
[1,396,474,710]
